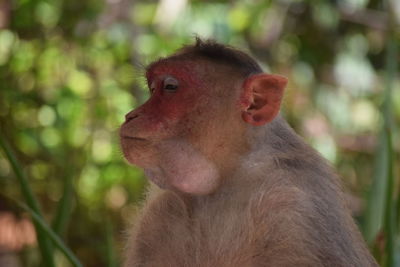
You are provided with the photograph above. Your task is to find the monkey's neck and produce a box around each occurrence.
[212,117,310,196]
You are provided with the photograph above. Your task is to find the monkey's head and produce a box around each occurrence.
[120,39,287,195]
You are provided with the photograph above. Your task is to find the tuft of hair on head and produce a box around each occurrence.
[178,37,263,76]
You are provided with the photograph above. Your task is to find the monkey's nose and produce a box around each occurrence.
[125,112,139,122]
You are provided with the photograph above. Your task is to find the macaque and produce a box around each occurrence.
[120,38,378,267]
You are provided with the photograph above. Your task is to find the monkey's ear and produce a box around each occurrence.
[241,73,287,126]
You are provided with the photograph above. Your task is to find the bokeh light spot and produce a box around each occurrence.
[38,105,56,126]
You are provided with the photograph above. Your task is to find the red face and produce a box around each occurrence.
[119,56,286,194]
[120,60,206,167]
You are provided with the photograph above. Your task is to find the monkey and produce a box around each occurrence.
[119,38,378,267]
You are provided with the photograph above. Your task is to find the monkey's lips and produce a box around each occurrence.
[121,135,147,142]
[120,134,151,149]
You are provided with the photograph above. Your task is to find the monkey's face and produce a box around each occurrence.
[121,61,194,163]
[120,59,243,193]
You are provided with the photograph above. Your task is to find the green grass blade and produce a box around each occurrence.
[106,215,118,267]
[363,132,388,244]
[364,3,398,264]
[381,1,398,265]
[52,170,74,236]
[383,128,395,267]
[0,133,55,267]
[19,202,83,267]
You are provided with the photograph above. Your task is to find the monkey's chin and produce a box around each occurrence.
[123,139,221,195]
[120,135,157,164]
[125,156,154,169]
[121,146,156,168]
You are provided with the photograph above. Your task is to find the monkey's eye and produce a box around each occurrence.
[149,81,156,94]
[163,76,179,92]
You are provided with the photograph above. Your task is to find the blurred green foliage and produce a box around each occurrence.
[0,0,399,266]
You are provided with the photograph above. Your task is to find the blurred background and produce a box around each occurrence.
[0,0,399,266]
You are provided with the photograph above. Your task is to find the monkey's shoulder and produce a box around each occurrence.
[127,186,377,267]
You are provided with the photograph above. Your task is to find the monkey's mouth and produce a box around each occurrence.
[121,135,147,142]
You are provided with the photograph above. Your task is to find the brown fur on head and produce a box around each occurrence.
[120,39,287,195]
